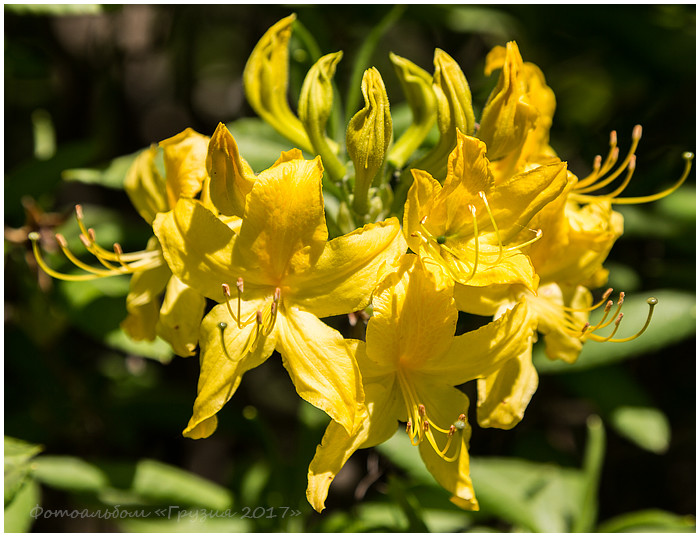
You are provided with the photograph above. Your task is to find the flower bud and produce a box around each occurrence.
[346,67,392,216]
[479,41,539,161]
[206,123,256,217]
[411,49,475,180]
[387,53,437,169]
[243,14,312,153]
[298,51,346,181]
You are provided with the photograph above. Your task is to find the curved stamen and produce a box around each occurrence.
[575,126,641,192]
[29,231,161,281]
[576,295,657,343]
[478,191,504,263]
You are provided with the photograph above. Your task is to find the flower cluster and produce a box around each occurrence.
[30,14,692,512]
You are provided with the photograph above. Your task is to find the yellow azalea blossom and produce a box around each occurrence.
[306,254,536,512]
[30,128,210,357]
[404,130,568,301]
[153,152,406,438]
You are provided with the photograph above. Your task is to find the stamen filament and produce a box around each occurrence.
[478,191,504,263]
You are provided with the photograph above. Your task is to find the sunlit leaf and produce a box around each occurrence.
[609,406,670,454]
[4,478,39,533]
[597,509,696,533]
[33,456,109,493]
[62,153,140,190]
[131,459,233,511]
[534,290,696,373]
[4,437,42,506]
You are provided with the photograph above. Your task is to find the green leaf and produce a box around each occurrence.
[119,515,252,533]
[130,459,233,511]
[609,406,670,454]
[469,456,585,533]
[103,329,174,364]
[62,152,140,190]
[33,455,109,493]
[572,415,605,533]
[534,290,696,373]
[598,509,696,533]
[5,4,103,15]
[4,437,42,506]
[4,478,39,533]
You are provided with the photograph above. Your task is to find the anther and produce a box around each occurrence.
[581,322,591,335]
[617,292,625,306]
[406,421,412,434]
[423,420,429,432]
[632,124,643,140]
[75,204,84,220]
[592,155,602,171]
[78,234,90,249]
[458,413,466,422]
[55,233,68,248]
[615,313,623,325]
[274,287,281,302]
[113,243,123,256]
[420,215,428,225]
[88,228,96,242]
[256,310,263,325]
[610,130,617,146]
[628,154,636,171]
[222,283,231,297]
[418,404,426,417]
[604,300,613,313]
[236,277,244,293]
[448,425,456,436]
[602,288,613,301]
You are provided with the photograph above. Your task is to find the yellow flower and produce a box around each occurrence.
[153,151,406,438]
[306,254,535,512]
[30,128,210,357]
[243,14,313,154]
[404,130,568,299]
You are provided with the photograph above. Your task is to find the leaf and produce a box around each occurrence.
[534,290,696,373]
[4,437,42,507]
[4,478,39,533]
[104,328,174,364]
[469,456,584,533]
[226,118,302,173]
[33,456,109,493]
[598,509,696,533]
[609,406,670,454]
[572,415,605,532]
[5,4,103,15]
[130,459,233,511]
[62,152,140,190]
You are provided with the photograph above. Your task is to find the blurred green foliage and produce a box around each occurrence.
[4,4,695,532]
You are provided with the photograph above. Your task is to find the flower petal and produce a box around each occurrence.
[160,128,209,209]
[183,301,276,439]
[288,217,405,318]
[421,300,535,385]
[306,342,401,512]
[156,274,206,357]
[124,146,168,225]
[276,307,363,435]
[235,156,328,282]
[154,199,272,300]
[206,123,255,217]
[476,342,538,430]
[366,254,457,372]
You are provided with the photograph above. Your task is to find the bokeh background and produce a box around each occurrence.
[4,4,696,532]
